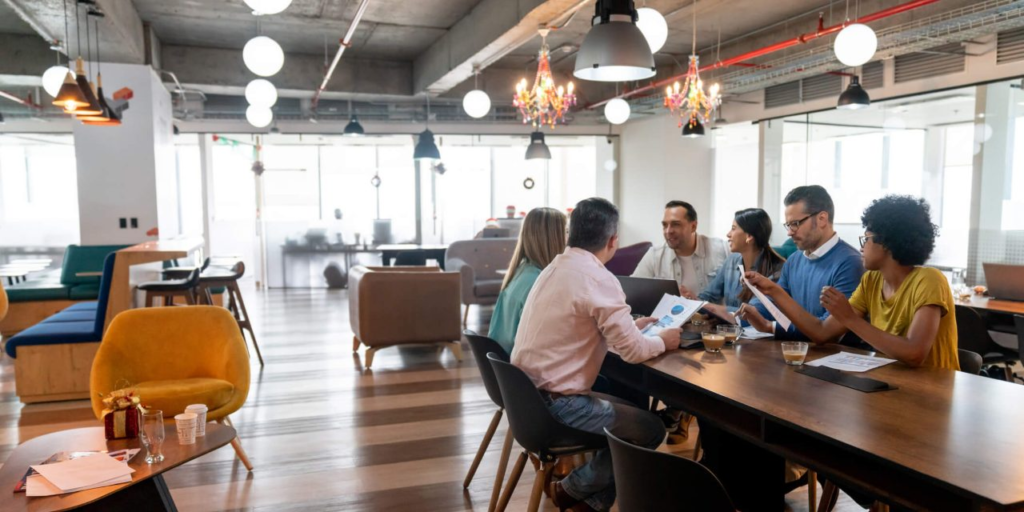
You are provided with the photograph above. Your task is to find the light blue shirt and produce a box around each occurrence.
[488,262,542,354]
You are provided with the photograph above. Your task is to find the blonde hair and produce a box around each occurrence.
[501,207,567,291]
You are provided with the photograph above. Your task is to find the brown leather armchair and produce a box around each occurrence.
[349,266,463,369]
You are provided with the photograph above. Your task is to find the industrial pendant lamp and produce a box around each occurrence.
[525,131,552,160]
[682,118,705,138]
[837,76,870,110]
[69,3,101,116]
[413,95,440,161]
[52,0,88,111]
[344,99,365,136]
[80,12,122,125]
[574,0,656,82]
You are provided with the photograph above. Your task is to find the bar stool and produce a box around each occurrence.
[139,268,201,306]
[197,261,264,367]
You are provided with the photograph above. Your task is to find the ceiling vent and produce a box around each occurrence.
[764,80,801,109]
[800,74,842,101]
[997,26,1024,64]
[862,61,884,89]
[894,43,965,83]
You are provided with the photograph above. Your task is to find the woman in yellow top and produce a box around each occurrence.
[748,195,959,370]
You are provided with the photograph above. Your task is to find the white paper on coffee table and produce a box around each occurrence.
[26,473,132,497]
[738,264,792,331]
[806,352,896,373]
[31,452,134,493]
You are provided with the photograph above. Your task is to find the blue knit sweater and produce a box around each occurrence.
[755,239,864,341]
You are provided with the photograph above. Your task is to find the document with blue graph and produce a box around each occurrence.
[641,294,707,336]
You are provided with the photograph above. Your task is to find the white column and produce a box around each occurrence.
[198,133,215,257]
[759,118,785,246]
[73,63,176,245]
[969,82,1014,284]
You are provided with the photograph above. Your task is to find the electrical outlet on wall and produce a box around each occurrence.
[119,218,127,229]
[130,218,138,228]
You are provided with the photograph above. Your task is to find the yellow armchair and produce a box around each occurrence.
[90,306,253,470]
[0,281,7,323]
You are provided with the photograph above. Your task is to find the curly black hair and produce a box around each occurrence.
[861,195,938,266]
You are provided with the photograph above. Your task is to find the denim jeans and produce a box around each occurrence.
[546,392,665,511]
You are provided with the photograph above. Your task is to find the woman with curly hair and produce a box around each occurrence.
[747,195,959,370]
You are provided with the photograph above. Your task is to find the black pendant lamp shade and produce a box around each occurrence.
[525,131,552,160]
[79,74,122,125]
[53,69,89,111]
[838,76,871,110]
[574,0,656,82]
[344,114,365,136]
[682,119,705,138]
[71,58,102,116]
[414,129,441,160]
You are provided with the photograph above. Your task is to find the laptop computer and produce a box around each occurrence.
[983,263,1024,301]
[616,276,680,317]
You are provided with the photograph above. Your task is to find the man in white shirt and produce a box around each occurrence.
[632,201,729,297]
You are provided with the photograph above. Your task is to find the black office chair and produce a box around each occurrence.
[488,353,608,512]
[606,428,735,512]
[138,268,201,306]
[162,257,211,280]
[394,250,427,266]
[463,331,510,512]
[1015,315,1024,383]
[954,306,1017,380]
[958,349,983,376]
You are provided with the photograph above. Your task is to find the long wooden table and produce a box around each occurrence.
[105,238,204,330]
[602,340,1024,511]
[0,423,235,511]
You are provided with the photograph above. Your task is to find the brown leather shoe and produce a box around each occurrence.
[548,479,580,510]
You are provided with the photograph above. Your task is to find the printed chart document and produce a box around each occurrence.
[641,294,706,336]
[806,352,896,373]
[741,327,774,340]
[738,264,792,331]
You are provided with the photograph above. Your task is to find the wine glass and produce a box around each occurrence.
[140,410,166,464]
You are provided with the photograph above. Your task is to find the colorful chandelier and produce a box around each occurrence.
[514,30,576,129]
[664,55,721,129]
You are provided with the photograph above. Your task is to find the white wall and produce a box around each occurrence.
[618,115,714,246]
[73,63,174,245]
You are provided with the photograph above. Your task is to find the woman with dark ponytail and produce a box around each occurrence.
[685,208,786,322]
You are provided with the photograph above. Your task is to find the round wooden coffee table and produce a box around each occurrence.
[0,423,236,512]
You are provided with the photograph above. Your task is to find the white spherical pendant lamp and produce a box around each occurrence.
[463,89,491,118]
[42,65,73,98]
[636,8,668,53]
[243,0,292,15]
[246,105,273,128]
[834,23,877,67]
[243,36,285,77]
[245,79,278,107]
[604,98,631,125]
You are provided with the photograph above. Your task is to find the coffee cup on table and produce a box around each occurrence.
[781,342,809,366]
[185,404,208,437]
[175,412,198,445]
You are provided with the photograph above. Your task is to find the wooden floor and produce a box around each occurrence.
[0,288,862,511]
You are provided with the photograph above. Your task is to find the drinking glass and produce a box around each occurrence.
[701,331,726,353]
[716,324,742,344]
[951,268,969,300]
[140,410,166,464]
[781,342,809,366]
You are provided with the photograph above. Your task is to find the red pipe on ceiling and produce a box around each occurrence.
[586,0,939,110]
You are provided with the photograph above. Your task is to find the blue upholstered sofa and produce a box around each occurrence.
[4,254,115,403]
[0,244,126,336]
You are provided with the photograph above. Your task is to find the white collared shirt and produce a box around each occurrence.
[805,232,840,260]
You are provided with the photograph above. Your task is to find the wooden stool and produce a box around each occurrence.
[138,268,201,307]
[197,261,264,367]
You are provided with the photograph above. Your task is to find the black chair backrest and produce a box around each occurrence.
[954,306,999,354]
[464,331,507,409]
[958,349,983,375]
[185,268,201,288]
[487,353,606,457]
[1015,315,1024,363]
[394,250,427,266]
[606,428,735,512]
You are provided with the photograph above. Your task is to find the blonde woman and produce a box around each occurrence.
[488,207,567,353]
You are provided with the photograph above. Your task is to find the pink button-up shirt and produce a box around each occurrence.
[511,247,666,395]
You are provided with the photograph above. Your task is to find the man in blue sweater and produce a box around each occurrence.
[741,185,864,343]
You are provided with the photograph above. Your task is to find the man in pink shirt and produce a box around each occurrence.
[512,198,681,512]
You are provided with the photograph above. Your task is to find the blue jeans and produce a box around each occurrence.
[546,392,665,511]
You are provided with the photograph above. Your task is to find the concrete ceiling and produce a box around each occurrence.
[0,0,1002,124]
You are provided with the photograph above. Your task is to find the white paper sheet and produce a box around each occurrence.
[740,327,774,340]
[31,452,134,493]
[806,352,896,373]
[641,294,706,336]
[738,264,792,331]
[26,473,132,497]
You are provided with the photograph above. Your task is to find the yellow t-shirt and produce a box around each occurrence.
[849,267,959,371]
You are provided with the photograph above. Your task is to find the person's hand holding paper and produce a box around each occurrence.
[740,267,792,331]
